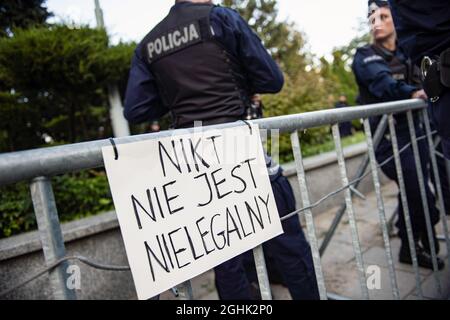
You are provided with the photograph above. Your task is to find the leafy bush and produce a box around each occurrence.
[0,25,135,151]
[0,170,113,238]
[53,171,113,222]
[0,182,34,238]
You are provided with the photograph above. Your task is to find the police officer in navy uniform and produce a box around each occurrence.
[352,0,444,270]
[388,0,450,215]
[123,0,319,299]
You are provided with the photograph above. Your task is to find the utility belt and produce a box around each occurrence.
[421,48,450,102]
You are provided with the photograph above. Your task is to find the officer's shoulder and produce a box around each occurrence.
[355,44,375,57]
[212,4,241,20]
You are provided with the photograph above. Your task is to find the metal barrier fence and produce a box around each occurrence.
[0,99,449,300]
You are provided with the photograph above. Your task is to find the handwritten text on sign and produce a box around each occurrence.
[102,125,283,300]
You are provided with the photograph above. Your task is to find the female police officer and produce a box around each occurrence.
[352,0,444,270]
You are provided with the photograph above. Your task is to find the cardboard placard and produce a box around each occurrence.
[102,124,282,299]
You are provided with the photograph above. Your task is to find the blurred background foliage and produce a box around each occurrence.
[0,0,368,237]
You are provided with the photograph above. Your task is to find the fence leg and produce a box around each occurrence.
[30,176,76,300]
[320,115,389,256]
[406,111,442,297]
[252,245,272,300]
[332,124,369,300]
[291,130,327,300]
[388,115,423,298]
[363,118,400,299]
[176,281,193,300]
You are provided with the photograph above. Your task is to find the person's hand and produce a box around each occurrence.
[411,89,428,100]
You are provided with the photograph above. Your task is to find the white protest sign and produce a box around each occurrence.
[102,124,283,300]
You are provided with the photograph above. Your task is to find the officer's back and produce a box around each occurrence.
[124,0,283,129]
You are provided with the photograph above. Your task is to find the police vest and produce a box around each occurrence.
[358,44,420,105]
[139,3,250,128]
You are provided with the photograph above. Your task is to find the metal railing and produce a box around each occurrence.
[0,98,449,300]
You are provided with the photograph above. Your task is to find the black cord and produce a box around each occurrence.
[108,137,119,160]
[240,120,253,135]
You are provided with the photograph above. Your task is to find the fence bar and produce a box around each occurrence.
[0,100,427,187]
[259,128,269,153]
[332,124,369,299]
[350,186,366,200]
[319,206,346,256]
[406,111,442,297]
[422,109,450,268]
[252,245,272,300]
[30,177,76,300]
[363,118,400,300]
[270,128,280,165]
[320,115,389,256]
[290,130,327,300]
[386,207,398,236]
[176,281,193,300]
[388,115,423,298]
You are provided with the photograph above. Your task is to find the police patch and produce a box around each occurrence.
[363,55,384,64]
[145,21,202,63]
[392,73,405,80]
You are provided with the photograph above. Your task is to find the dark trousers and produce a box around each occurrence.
[430,134,450,215]
[375,133,439,242]
[214,169,320,300]
[429,91,450,214]
[430,91,450,159]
